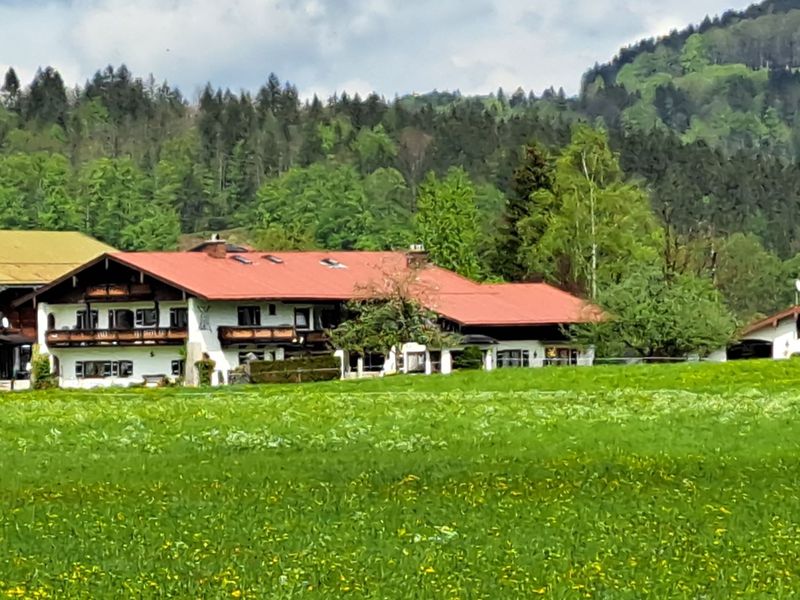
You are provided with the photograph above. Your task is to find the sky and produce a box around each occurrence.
[0,0,752,101]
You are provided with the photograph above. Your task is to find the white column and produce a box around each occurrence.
[424,351,432,375]
[36,302,49,352]
[357,356,364,378]
[484,349,494,371]
[441,349,452,375]
[383,346,398,375]
[334,350,346,379]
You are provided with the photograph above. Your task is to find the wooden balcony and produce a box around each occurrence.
[85,283,153,300]
[218,326,297,345]
[46,328,187,347]
[305,331,330,344]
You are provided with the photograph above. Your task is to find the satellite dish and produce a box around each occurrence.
[794,279,800,293]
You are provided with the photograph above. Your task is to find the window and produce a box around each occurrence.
[497,350,530,369]
[76,360,134,379]
[294,308,310,330]
[108,309,134,330]
[170,308,188,329]
[171,360,185,376]
[76,309,98,330]
[544,347,578,367]
[238,351,266,365]
[237,306,261,326]
[135,308,158,327]
[268,304,277,316]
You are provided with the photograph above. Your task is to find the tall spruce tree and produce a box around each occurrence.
[495,143,554,280]
[1,67,20,111]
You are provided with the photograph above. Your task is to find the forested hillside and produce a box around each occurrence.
[2,0,800,329]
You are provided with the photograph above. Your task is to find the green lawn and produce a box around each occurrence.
[2,361,800,598]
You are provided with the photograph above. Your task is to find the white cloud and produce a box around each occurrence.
[0,0,754,99]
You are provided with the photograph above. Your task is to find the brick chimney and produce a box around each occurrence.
[202,234,227,259]
[406,243,428,269]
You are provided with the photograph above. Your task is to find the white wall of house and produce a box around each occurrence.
[374,340,594,378]
[55,346,183,388]
[488,341,594,369]
[37,293,597,388]
[188,299,314,385]
[706,349,728,363]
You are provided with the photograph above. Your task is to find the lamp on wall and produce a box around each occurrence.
[0,316,8,329]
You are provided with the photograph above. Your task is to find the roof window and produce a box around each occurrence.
[321,258,346,269]
[231,255,253,265]
[263,254,284,264]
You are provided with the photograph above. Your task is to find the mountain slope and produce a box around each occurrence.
[581,0,800,157]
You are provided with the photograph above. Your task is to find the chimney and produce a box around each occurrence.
[406,243,428,269]
[203,235,227,259]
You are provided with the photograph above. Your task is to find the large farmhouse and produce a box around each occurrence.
[0,231,114,382]
[20,239,600,388]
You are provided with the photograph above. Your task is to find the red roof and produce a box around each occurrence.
[431,283,603,326]
[99,251,598,327]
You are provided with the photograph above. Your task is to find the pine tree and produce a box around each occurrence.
[494,143,554,280]
[2,67,20,111]
[25,67,68,127]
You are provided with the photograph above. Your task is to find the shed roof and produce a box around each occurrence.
[741,306,800,336]
[0,231,115,286]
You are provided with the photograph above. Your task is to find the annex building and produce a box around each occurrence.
[0,230,114,383]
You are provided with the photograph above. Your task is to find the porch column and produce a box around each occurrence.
[357,356,364,378]
[441,350,452,375]
[484,349,494,372]
[424,351,432,375]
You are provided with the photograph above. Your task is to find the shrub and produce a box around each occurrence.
[454,346,484,370]
[194,356,216,386]
[31,345,56,390]
[249,356,340,384]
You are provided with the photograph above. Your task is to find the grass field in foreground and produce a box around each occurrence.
[2,360,800,598]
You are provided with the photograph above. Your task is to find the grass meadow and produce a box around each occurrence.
[2,360,800,598]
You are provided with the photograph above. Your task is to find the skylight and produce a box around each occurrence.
[231,255,253,265]
[263,254,284,264]
[320,258,346,269]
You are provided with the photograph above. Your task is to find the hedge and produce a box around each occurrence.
[249,356,340,384]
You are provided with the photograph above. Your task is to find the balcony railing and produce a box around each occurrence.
[218,326,331,346]
[85,283,153,300]
[45,328,187,346]
[218,326,297,345]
